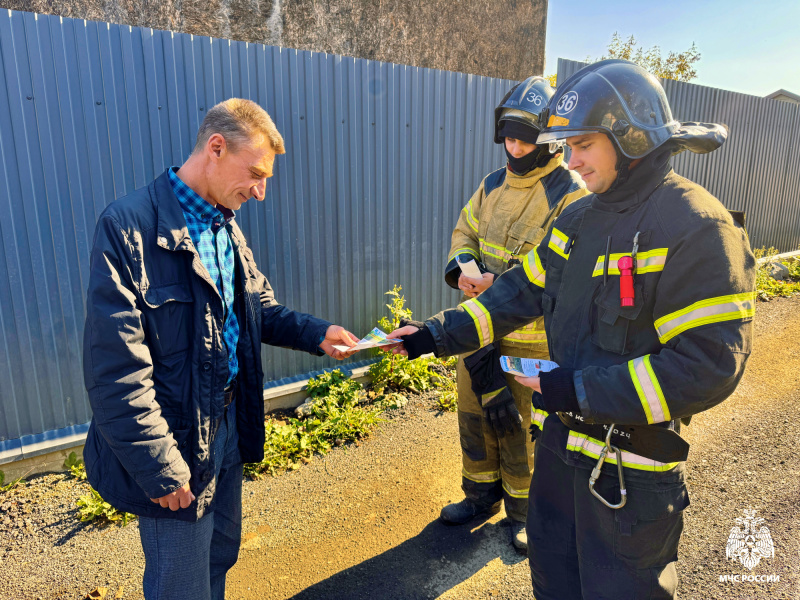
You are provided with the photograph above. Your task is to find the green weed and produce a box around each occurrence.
[0,470,25,493]
[63,451,87,481]
[76,488,136,526]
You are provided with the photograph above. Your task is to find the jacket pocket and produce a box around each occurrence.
[142,283,193,357]
[506,223,545,259]
[458,412,487,462]
[590,281,644,355]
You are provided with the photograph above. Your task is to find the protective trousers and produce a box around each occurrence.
[456,343,548,522]
[527,422,688,600]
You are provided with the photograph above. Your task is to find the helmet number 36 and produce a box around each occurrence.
[556,91,579,115]
[525,91,544,106]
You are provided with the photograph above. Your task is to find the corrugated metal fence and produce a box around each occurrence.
[557,59,800,252]
[0,9,514,462]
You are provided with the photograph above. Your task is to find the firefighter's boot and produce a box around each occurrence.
[439,498,501,525]
[510,520,527,554]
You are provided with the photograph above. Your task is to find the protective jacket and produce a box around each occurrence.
[83,170,330,521]
[445,155,587,349]
[427,147,755,472]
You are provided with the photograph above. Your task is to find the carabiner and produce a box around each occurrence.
[588,424,627,509]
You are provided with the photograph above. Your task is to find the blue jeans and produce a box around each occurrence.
[139,402,243,600]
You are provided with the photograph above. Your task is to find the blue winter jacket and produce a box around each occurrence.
[82,171,330,521]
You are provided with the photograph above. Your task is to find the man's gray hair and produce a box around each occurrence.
[193,98,285,155]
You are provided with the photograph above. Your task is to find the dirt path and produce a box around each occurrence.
[226,295,800,600]
[2,296,798,599]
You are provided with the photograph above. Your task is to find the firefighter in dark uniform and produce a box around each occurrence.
[390,60,755,599]
[442,77,587,553]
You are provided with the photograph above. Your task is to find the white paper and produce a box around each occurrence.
[332,327,403,352]
[457,258,483,279]
[500,355,560,378]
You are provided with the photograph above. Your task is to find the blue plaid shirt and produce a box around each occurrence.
[168,167,239,386]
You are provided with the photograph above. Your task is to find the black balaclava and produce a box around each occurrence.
[498,120,551,175]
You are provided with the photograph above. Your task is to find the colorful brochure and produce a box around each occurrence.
[332,327,403,352]
[500,355,560,378]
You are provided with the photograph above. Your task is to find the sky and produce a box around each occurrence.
[544,0,800,97]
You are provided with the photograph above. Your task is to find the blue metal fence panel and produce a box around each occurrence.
[556,58,800,252]
[0,9,514,455]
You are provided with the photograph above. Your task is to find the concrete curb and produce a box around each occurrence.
[1,366,376,480]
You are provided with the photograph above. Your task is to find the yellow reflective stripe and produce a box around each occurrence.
[523,247,546,288]
[504,321,547,344]
[531,408,548,431]
[462,200,479,233]
[448,247,480,263]
[592,249,669,277]
[629,355,670,424]
[566,432,679,472]
[462,468,501,483]
[548,227,570,260]
[503,331,547,344]
[654,292,756,344]
[481,387,506,404]
[462,298,494,347]
[502,481,529,499]
[479,238,514,262]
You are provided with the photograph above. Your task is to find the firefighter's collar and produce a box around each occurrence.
[505,154,562,189]
[591,148,671,213]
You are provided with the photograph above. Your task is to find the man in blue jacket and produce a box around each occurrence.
[82,98,357,600]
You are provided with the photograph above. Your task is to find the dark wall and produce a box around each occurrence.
[2,0,546,80]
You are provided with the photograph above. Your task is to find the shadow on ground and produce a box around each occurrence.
[290,516,526,599]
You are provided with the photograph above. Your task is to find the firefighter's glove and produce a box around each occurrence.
[397,319,436,360]
[538,368,580,414]
[481,387,522,438]
[464,343,522,438]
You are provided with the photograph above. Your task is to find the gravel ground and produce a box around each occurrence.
[1,295,799,600]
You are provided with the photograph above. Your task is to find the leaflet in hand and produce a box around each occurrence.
[500,355,559,378]
[332,327,403,352]
[457,257,483,279]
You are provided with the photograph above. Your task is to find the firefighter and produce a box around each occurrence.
[391,60,755,598]
[441,76,587,553]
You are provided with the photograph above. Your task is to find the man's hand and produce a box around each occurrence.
[151,481,195,511]
[458,272,495,298]
[319,325,359,360]
[514,375,542,393]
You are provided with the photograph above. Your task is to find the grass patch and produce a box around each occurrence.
[755,247,800,302]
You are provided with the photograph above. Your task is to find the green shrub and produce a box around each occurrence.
[754,247,800,301]
[369,286,456,394]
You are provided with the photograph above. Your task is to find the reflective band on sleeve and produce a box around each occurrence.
[523,246,546,288]
[548,227,570,260]
[654,292,756,344]
[448,247,480,263]
[566,432,679,472]
[530,408,548,431]
[592,248,669,277]
[462,468,501,483]
[502,481,529,499]
[462,298,494,347]
[462,200,479,233]
[629,355,670,424]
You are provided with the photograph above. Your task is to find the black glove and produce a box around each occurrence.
[481,386,522,438]
[537,368,580,414]
[397,319,436,360]
[463,343,522,438]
